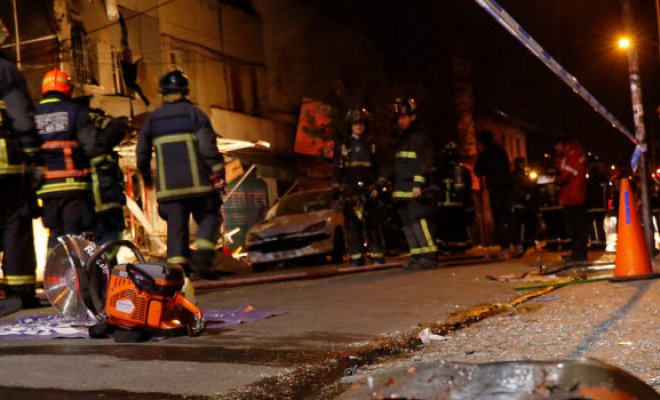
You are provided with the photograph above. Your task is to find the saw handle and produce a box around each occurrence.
[85,240,146,272]
[125,264,156,292]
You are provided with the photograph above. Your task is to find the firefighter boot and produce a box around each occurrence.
[5,285,41,309]
[191,249,219,280]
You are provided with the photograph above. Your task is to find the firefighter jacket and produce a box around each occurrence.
[392,122,434,200]
[89,111,129,212]
[332,134,379,198]
[136,98,224,202]
[438,162,473,208]
[35,92,99,198]
[0,56,39,176]
[556,142,587,206]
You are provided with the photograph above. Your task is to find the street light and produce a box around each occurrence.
[618,1,656,255]
[618,37,631,49]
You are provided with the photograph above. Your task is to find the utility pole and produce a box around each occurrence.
[622,0,656,255]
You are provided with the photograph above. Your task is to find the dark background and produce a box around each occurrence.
[310,0,660,166]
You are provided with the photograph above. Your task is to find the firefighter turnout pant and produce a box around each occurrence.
[94,207,126,264]
[157,194,221,275]
[0,179,37,302]
[42,193,95,252]
[345,198,385,264]
[398,199,438,261]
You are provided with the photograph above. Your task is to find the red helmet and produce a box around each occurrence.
[42,68,73,96]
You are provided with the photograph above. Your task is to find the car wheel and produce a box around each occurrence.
[331,228,346,264]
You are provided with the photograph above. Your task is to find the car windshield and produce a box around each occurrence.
[274,190,332,217]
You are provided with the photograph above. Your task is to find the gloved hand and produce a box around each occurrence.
[210,173,225,193]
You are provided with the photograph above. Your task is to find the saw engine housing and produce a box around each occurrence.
[105,262,203,334]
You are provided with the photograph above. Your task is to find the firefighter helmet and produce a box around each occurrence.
[159,70,189,95]
[346,107,372,124]
[392,97,417,116]
[42,68,73,96]
[442,141,460,161]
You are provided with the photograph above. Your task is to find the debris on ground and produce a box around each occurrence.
[418,327,447,345]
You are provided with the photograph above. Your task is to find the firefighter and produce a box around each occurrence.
[35,68,99,253]
[391,98,438,269]
[436,141,474,253]
[0,47,41,307]
[332,107,385,266]
[87,106,130,263]
[136,70,224,280]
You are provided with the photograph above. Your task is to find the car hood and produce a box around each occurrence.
[250,211,334,238]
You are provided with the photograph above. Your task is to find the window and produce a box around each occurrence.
[169,48,187,72]
[230,63,244,112]
[71,21,98,86]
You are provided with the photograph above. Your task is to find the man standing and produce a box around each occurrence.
[391,98,438,269]
[554,134,588,261]
[0,46,41,307]
[137,70,225,280]
[474,130,514,259]
[35,68,99,252]
[87,106,130,264]
[332,107,385,266]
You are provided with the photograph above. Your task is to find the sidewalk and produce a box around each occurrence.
[0,253,540,399]
[345,260,660,396]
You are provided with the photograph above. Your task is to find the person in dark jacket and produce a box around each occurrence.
[136,70,225,280]
[390,98,438,269]
[332,107,385,266]
[0,49,42,307]
[35,68,100,252]
[474,130,514,259]
[87,105,130,263]
[554,134,588,261]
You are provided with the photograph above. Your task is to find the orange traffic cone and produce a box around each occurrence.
[611,178,658,281]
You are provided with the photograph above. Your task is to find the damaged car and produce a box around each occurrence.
[246,188,345,271]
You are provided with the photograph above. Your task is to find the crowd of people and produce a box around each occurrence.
[332,98,599,269]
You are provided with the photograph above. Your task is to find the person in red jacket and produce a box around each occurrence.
[554,134,588,261]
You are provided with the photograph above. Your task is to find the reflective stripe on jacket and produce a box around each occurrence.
[0,56,40,176]
[392,122,433,200]
[35,93,97,197]
[136,99,224,202]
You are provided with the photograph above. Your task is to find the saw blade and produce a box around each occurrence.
[43,236,108,323]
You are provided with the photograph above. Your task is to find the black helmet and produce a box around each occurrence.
[346,107,372,124]
[392,97,416,116]
[159,70,189,95]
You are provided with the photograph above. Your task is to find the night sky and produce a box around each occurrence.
[318,0,660,166]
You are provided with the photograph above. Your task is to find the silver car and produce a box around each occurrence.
[246,189,345,270]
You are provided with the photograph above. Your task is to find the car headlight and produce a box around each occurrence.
[302,220,327,233]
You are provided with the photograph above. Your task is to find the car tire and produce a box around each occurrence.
[331,228,346,264]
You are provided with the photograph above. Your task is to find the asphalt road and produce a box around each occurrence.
[0,252,544,399]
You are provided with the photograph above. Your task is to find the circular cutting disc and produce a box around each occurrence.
[43,236,109,323]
